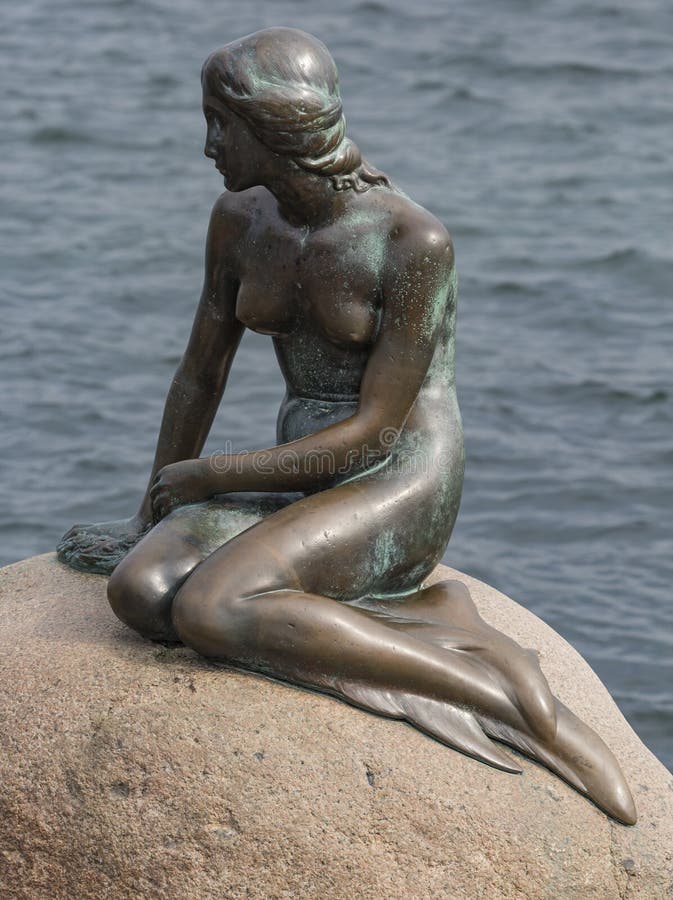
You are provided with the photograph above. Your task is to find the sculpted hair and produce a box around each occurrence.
[202,27,391,193]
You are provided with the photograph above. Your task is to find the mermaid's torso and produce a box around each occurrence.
[229,185,464,561]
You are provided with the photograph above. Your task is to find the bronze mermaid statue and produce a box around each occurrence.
[57,27,636,825]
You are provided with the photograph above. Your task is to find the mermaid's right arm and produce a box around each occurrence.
[56,196,244,573]
[136,196,244,523]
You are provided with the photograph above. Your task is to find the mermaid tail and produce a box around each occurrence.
[481,702,636,825]
[333,678,523,773]
[342,581,637,825]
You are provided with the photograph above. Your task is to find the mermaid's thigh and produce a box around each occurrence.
[281,461,461,598]
[174,466,458,608]
[107,492,300,639]
[159,491,304,555]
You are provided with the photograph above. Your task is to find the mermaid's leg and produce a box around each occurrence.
[349,580,557,742]
[162,476,635,824]
[107,492,300,641]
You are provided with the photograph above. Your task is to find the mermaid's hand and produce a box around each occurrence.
[150,460,215,523]
[56,515,151,575]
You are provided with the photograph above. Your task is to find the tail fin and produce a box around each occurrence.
[480,704,637,825]
[343,586,636,825]
[334,676,635,824]
[335,679,522,773]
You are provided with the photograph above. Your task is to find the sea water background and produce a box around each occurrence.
[1,0,671,769]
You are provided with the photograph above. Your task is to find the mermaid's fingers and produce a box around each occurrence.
[56,536,75,553]
[57,535,90,556]
[58,531,99,557]
[60,523,87,542]
[57,530,129,575]
[67,545,121,575]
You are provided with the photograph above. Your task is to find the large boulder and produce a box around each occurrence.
[0,553,671,899]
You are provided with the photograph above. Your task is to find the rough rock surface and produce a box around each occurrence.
[0,553,671,899]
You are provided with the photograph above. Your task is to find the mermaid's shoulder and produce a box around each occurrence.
[204,187,270,276]
[373,190,455,298]
[379,189,453,259]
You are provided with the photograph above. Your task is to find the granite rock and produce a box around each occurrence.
[0,553,671,899]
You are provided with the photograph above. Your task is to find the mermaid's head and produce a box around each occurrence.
[201,27,389,192]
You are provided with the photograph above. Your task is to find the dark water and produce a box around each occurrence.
[2,0,672,769]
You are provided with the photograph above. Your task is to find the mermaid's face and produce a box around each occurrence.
[202,80,268,192]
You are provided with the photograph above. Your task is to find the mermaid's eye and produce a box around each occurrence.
[206,111,226,133]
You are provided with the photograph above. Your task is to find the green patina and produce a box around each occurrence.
[372,527,401,576]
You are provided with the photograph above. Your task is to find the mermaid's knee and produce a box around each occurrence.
[171,538,296,658]
[171,572,253,660]
[107,556,180,642]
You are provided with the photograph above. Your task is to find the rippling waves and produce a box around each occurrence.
[1,0,671,769]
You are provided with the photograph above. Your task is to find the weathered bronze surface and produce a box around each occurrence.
[57,27,636,824]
